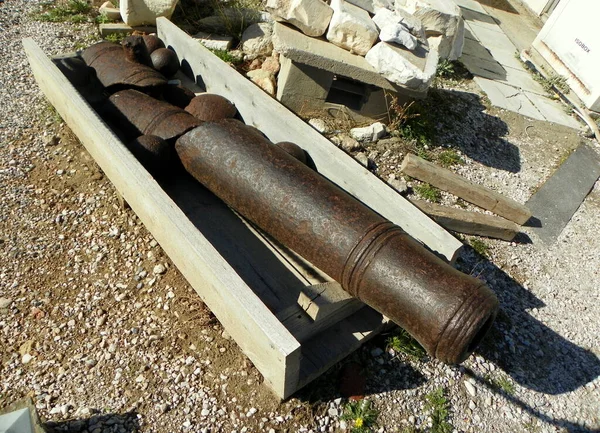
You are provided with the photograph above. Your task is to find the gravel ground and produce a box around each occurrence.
[1,1,599,433]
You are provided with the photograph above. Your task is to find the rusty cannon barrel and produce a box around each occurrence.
[175,119,498,364]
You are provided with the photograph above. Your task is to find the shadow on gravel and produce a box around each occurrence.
[296,348,426,405]
[457,249,600,432]
[425,88,520,173]
[44,411,140,433]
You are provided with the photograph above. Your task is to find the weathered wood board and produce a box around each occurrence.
[156,17,463,263]
[24,37,393,399]
[401,153,532,225]
[409,199,520,241]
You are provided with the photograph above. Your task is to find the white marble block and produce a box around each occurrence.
[395,0,463,59]
[326,0,379,55]
[379,23,417,50]
[266,0,333,37]
[365,40,439,90]
[120,0,179,26]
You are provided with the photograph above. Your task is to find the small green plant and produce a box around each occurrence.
[534,72,570,95]
[386,328,427,361]
[95,13,112,24]
[210,0,262,39]
[387,97,433,146]
[424,388,453,433]
[434,59,472,86]
[485,373,515,395]
[414,183,441,203]
[523,420,541,433]
[43,100,63,124]
[496,376,515,395]
[436,59,456,79]
[210,48,243,65]
[470,239,490,258]
[414,146,433,161]
[437,149,463,168]
[33,0,92,23]
[104,32,129,43]
[341,399,378,433]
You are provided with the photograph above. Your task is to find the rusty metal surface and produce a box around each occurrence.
[107,89,201,141]
[81,42,167,90]
[122,35,152,66]
[275,141,308,164]
[126,135,173,175]
[163,84,197,108]
[185,94,237,121]
[175,119,498,364]
[150,48,180,78]
[143,34,165,54]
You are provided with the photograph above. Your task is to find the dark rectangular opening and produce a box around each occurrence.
[325,75,368,110]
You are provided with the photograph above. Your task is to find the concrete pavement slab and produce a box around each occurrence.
[463,38,524,70]
[465,21,514,49]
[474,77,544,120]
[454,0,487,13]
[527,144,600,243]
[525,92,582,130]
[463,55,546,95]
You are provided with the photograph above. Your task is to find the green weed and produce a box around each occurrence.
[437,149,463,168]
[485,373,515,395]
[95,13,112,24]
[387,98,434,146]
[212,0,262,39]
[43,101,63,124]
[415,147,433,161]
[386,328,427,361]
[33,0,92,23]
[341,399,378,433]
[210,48,243,65]
[470,238,490,258]
[518,54,570,96]
[424,388,453,433]
[534,72,570,95]
[104,32,129,43]
[434,59,472,86]
[436,59,456,79]
[414,183,441,203]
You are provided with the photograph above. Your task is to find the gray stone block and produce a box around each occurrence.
[527,144,600,243]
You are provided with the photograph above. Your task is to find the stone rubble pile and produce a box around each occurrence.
[264,0,464,90]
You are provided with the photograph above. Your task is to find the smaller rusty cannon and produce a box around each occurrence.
[104,90,498,364]
[81,39,167,91]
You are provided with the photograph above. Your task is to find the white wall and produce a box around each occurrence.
[521,0,552,15]
[533,0,600,110]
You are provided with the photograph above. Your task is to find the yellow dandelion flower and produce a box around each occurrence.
[354,417,364,428]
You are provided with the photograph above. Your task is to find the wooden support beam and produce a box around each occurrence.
[99,23,156,37]
[401,154,532,224]
[409,199,520,241]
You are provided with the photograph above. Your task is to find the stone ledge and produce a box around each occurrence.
[273,22,426,97]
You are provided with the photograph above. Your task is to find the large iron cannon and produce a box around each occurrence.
[175,120,499,364]
[104,89,498,364]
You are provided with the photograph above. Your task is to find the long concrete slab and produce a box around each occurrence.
[527,144,600,243]
[272,22,425,96]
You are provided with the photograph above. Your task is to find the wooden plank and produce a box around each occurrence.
[23,38,302,399]
[99,23,156,36]
[156,17,463,263]
[298,281,360,322]
[409,199,520,241]
[401,154,532,224]
[298,308,391,391]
